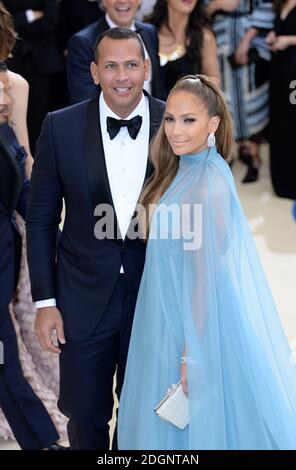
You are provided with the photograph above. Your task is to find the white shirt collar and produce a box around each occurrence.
[100,92,148,136]
[105,13,136,31]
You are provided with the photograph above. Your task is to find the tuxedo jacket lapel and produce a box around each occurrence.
[146,91,164,180]
[85,95,122,243]
[125,92,165,243]
[85,92,164,245]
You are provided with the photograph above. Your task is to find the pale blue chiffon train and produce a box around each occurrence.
[118,146,296,450]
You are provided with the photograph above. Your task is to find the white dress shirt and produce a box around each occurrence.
[35,92,150,309]
[100,92,150,241]
[105,14,152,95]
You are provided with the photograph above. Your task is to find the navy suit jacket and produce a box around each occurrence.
[66,16,166,103]
[0,123,29,309]
[26,91,165,340]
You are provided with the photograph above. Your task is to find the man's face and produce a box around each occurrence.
[91,37,149,118]
[102,0,141,27]
[0,72,11,124]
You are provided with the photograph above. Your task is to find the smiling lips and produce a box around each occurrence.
[113,87,132,95]
[115,6,131,14]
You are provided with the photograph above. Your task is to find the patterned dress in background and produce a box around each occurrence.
[207,0,274,139]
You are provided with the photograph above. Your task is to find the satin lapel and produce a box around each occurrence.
[85,95,122,243]
[125,93,165,243]
[146,91,165,181]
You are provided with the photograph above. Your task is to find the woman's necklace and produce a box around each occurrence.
[159,44,186,66]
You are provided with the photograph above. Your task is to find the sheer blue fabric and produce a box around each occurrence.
[118,146,296,450]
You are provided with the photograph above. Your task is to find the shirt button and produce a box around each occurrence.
[122,168,126,173]
[122,193,126,198]
[122,141,126,146]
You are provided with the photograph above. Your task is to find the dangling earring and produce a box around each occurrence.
[207,132,216,147]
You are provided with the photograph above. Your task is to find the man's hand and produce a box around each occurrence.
[35,307,66,354]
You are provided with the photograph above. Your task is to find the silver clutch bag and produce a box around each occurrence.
[154,381,189,430]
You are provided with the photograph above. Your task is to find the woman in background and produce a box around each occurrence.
[2,0,64,153]
[0,0,33,176]
[267,0,296,199]
[146,0,220,97]
[206,0,274,182]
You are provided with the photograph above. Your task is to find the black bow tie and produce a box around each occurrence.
[106,115,143,140]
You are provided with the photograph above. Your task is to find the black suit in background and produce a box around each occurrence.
[66,16,166,103]
[0,123,59,449]
[26,91,165,449]
[3,0,64,153]
[58,0,103,53]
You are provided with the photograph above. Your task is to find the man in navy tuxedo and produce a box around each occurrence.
[27,27,165,449]
[66,0,165,103]
[0,67,64,450]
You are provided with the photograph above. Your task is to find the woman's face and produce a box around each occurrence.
[164,90,219,156]
[167,0,198,15]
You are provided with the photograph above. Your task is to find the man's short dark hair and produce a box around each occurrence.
[93,27,145,63]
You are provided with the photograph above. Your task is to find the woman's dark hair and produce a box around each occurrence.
[0,1,17,60]
[145,0,210,71]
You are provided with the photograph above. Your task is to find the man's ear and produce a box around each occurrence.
[90,62,100,85]
[144,58,150,81]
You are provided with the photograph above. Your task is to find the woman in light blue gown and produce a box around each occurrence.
[118,75,296,450]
